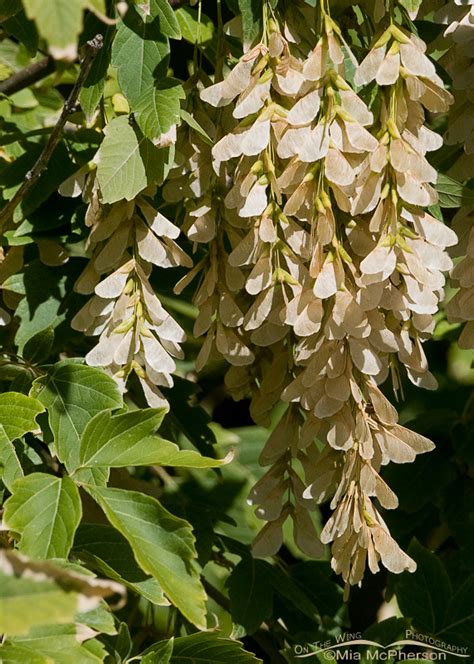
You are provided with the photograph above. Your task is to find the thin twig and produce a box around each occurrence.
[0,34,103,229]
[0,56,56,96]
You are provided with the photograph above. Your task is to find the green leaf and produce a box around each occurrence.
[0,0,22,21]
[395,539,452,633]
[180,109,213,146]
[1,10,38,54]
[0,425,24,492]
[363,617,410,648]
[0,570,79,636]
[128,438,231,468]
[238,0,262,44]
[3,625,107,664]
[143,632,263,663]
[21,143,78,215]
[384,433,456,514]
[80,24,114,118]
[441,476,474,562]
[3,473,82,559]
[436,174,474,208]
[134,81,184,141]
[87,486,207,628]
[150,0,181,39]
[227,556,321,635]
[75,407,230,471]
[142,637,174,664]
[428,203,443,221]
[30,360,122,470]
[22,0,87,60]
[0,392,44,441]
[71,465,111,489]
[139,127,174,184]
[100,622,132,663]
[22,327,54,365]
[96,115,149,203]
[0,645,48,664]
[269,564,321,624]
[227,558,274,634]
[76,408,166,471]
[111,7,169,106]
[361,617,411,663]
[439,575,474,650]
[8,88,37,110]
[397,0,422,13]
[73,524,168,605]
[290,561,343,618]
[363,616,411,644]
[87,0,105,12]
[0,551,122,654]
[163,377,217,458]
[7,261,75,352]
[75,604,117,636]
[13,280,64,352]
[175,7,215,45]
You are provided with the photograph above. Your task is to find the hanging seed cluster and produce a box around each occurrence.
[63,1,473,594]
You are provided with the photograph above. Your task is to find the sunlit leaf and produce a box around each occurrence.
[22,0,87,60]
[30,360,122,470]
[3,473,82,559]
[87,486,207,628]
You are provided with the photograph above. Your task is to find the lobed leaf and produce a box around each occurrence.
[30,360,122,470]
[436,174,474,208]
[149,0,181,39]
[73,524,168,605]
[175,6,215,45]
[0,570,79,636]
[0,392,44,441]
[3,473,82,559]
[22,0,91,60]
[134,81,184,142]
[142,632,263,663]
[1,625,107,663]
[111,8,169,106]
[74,407,231,471]
[86,486,208,628]
[0,425,24,492]
[395,539,452,633]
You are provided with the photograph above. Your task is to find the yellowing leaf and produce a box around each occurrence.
[0,571,78,636]
[96,116,150,203]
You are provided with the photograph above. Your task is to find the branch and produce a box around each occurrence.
[0,34,103,229]
[0,57,56,96]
